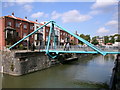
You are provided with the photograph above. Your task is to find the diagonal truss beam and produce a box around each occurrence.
[46,21,54,54]
[54,23,107,56]
[8,20,119,56]
[9,21,52,50]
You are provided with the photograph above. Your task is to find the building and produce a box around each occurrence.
[96,37,104,45]
[70,31,79,45]
[0,14,79,50]
[0,13,35,50]
[33,20,44,47]
[60,29,70,45]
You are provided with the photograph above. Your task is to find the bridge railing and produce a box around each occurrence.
[35,45,119,52]
[8,20,119,57]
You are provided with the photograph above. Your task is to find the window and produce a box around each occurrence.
[36,26,39,29]
[55,30,57,35]
[61,32,62,35]
[23,33,26,37]
[46,29,48,32]
[24,24,27,29]
[32,35,34,38]
[30,26,33,30]
[7,22,11,26]
[16,23,20,28]
[16,32,19,36]
[46,36,48,41]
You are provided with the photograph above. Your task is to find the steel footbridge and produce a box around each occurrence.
[9,21,120,58]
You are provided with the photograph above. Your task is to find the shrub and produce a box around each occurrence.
[19,44,24,50]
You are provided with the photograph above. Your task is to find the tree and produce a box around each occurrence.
[117,36,120,42]
[109,36,115,43]
[79,34,91,45]
[79,34,86,45]
[85,35,91,42]
[91,36,99,45]
[116,35,120,42]
[104,36,109,44]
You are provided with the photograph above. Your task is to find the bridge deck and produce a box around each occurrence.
[40,50,120,54]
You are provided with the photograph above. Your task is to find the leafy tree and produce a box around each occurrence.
[104,36,109,44]
[116,35,120,42]
[79,34,91,45]
[85,35,91,42]
[91,36,99,45]
[79,34,85,45]
[109,36,115,43]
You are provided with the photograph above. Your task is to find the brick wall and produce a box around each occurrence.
[0,16,35,50]
[0,17,5,50]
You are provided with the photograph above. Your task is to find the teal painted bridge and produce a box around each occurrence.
[9,21,120,58]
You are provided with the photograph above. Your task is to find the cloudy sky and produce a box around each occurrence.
[1,0,119,37]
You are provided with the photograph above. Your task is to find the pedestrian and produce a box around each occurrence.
[63,42,66,50]
[31,43,35,51]
[66,42,70,51]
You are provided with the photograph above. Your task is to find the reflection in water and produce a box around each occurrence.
[2,54,115,88]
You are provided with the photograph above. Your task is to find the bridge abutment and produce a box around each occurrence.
[0,51,97,76]
[0,51,51,76]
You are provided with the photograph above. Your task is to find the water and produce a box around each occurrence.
[1,54,116,88]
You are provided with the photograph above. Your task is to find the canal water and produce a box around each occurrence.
[1,54,116,88]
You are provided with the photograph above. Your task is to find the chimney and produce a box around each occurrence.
[75,31,77,34]
[12,12,14,16]
[36,19,38,22]
[25,16,27,19]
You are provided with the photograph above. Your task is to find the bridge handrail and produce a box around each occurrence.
[54,23,106,56]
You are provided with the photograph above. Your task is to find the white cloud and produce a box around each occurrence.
[105,20,118,26]
[91,0,118,9]
[51,10,92,23]
[51,11,61,19]
[31,12,47,18]
[90,0,118,16]
[24,4,33,12]
[105,20,118,29]
[89,10,101,15]
[62,10,92,23]
[97,27,109,33]
[3,0,35,7]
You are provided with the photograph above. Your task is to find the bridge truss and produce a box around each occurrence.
[9,21,120,58]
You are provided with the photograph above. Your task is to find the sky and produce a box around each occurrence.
[1,0,119,37]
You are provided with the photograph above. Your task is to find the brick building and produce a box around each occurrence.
[0,13,34,50]
[59,29,70,45]
[70,31,79,45]
[0,14,79,50]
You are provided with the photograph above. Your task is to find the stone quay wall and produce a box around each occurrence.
[109,54,120,90]
[0,51,51,76]
[0,51,92,76]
